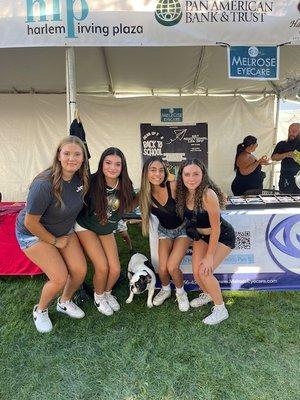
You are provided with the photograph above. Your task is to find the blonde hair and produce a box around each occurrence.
[139,157,168,236]
[36,136,89,207]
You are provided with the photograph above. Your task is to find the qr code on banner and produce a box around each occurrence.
[235,231,251,250]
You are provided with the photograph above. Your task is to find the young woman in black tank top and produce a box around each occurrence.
[139,157,191,312]
[176,159,235,325]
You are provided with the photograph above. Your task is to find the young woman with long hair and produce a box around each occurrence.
[139,157,191,312]
[15,136,90,333]
[75,147,136,316]
[231,135,270,195]
[176,159,235,325]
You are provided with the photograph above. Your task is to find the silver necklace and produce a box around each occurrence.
[106,179,119,192]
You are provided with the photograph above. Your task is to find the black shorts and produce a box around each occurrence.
[198,219,236,249]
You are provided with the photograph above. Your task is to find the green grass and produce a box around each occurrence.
[0,225,299,400]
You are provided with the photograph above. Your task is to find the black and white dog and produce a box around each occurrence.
[126,253,156,308]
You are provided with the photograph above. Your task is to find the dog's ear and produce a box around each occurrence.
[144,260,153,270]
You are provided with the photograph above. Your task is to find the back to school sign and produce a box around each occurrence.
[140,123,208,167]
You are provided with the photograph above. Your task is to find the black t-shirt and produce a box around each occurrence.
[272,139,300,178]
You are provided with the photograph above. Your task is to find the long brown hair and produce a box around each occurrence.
[176,159,225,218]
[90,147,134,224]
[139,157,168,236]
[35,136,89,207]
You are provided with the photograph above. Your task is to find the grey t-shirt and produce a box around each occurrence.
[16,172,84,237]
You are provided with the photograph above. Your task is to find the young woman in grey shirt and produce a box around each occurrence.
[15,136,89,333]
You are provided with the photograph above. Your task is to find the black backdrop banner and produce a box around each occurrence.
[140,123,208,174]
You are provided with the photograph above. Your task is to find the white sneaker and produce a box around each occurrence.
[176,292,190,312]
[203,305,229,325]
[33,305,53,333]
[56,297,85,319]
[190,293,212,308]
[94,294,113,316]
[153,289,171,306]
[105,293,120,312]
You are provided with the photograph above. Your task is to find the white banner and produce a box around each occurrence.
[149,208,300,291]
[0,1,299,48]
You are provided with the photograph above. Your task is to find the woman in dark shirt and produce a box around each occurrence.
[176,159,235,325]
[75,147,136,316]
[139,157,191,312]
[231,135,270,195]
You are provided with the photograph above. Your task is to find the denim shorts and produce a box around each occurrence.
[15,229,40,250]
[158,222,187,240]
[15,228,74,250]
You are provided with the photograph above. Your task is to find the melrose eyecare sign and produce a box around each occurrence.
[0,1,300,48]
[228,46,279,80]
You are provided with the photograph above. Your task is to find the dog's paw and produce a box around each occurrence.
[147,303,154,308]
[126,298,132,304]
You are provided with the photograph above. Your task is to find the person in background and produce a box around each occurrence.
[15,136,89,333]
[231,135,271,196]
[75,147,137,316]
[139,157,191,312]
[271,123,300,194]
[176,159,235,325]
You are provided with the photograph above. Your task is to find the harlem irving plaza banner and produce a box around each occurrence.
[140,123,208,173]
[0,1,300,48]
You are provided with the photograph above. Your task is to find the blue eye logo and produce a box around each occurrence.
[266,214,300,274]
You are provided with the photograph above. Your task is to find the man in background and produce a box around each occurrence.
[271,123,300,194]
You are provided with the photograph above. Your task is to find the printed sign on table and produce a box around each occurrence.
[149,209,300,291]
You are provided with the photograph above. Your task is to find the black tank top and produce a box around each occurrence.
[184,208,211,229]
[184,207,227,229]
[151,181,183,229]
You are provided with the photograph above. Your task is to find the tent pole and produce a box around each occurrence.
[270,93,280,189]
[66,47,77,130]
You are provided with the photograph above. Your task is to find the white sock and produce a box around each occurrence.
[162,284,171,291]
[94,292,105,301]
[176,286,185,295]
[105,290,112,296]
[214,302,225,309]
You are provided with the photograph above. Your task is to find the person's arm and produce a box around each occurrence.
[24,214,68,249]
[237,153,269,175]
[24,178,68,249]
[271,151,294,161]
[271,142,295,162]
[200,189,221,275]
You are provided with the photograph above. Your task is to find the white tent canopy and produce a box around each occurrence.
[0,45,299,98]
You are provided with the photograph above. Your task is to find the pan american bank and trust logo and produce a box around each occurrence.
[155,1,275,26]
[266,214,300,275]
[155,0,182,26]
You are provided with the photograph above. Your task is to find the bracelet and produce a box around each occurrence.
[52,237,58,246]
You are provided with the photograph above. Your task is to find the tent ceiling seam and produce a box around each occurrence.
[101,47,114,94]
[193,47,205,93]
